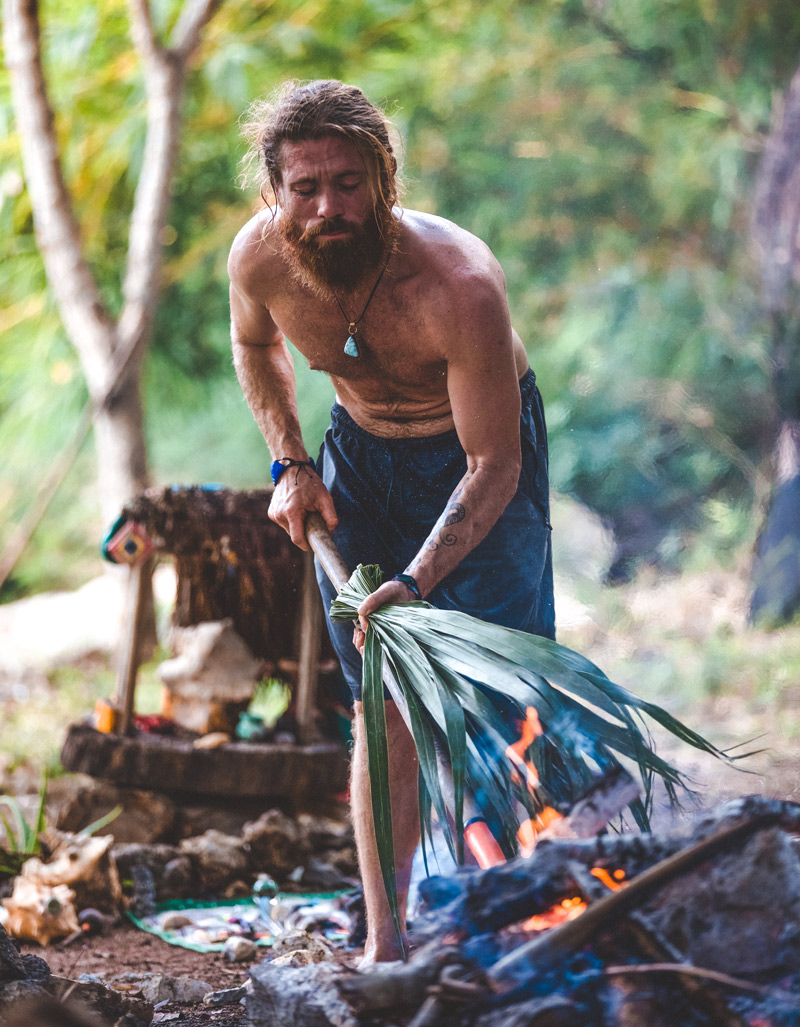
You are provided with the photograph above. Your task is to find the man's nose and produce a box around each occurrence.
[315,188,342,220]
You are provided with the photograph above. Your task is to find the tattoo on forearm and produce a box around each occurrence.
[427,501,466,551]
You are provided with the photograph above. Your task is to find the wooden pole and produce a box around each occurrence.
[115,559,151,736]
[295,550,323,745]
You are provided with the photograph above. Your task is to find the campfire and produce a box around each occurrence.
[247,794,800,1027]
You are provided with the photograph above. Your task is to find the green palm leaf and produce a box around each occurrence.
[331,564,740,941]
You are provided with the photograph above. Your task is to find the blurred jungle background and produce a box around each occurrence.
[2,0,800,795]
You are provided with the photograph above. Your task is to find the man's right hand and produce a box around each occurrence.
[268,464,338,550]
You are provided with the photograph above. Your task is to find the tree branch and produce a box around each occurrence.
[170,0,223,61]
[2,0,116,392]
[117,0,221,365]
[127,0,162,65]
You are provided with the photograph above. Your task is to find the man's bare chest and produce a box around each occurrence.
[269,289,447,390]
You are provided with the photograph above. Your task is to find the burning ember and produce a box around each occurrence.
[516,867,626,932]
[520,894,587,932]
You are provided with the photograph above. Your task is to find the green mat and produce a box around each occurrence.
[127,893,351,953]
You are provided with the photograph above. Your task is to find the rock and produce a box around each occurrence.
[160,912,194,931]
[179,829,249,895]
[0,923,26,982]
[242,809,305,880]
[224,936,258,962]
[159,620,262,735]
[112,843,192,902]
[53,974,154,1024]
[204,983,248,1006]
[129,864,156,918]
[645,826,800,976]
[296,814,353,853]
[160,856,193,898]
[293,856,356,891]
[269,950,317,967]
[247,962,358,1027]
[0,975,153,1025]
[270,929,333,963]
[111,971,211,1005]
[222,879,252,899]
[52,775,178,845]
[0,980,51,1014]
[20,953,50,981]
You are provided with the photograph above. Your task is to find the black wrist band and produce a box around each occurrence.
[271,457,315,485]
[392,573,422,600]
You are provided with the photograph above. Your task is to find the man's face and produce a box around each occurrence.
[276,135,393,293]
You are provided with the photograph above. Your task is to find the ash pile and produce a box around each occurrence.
[248,795,800,1027]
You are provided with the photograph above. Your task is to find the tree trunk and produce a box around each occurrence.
[2,0,220,646]
[751,63,800,626]
[93,365,150,528]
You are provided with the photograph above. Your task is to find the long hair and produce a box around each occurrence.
[241,80,403,221]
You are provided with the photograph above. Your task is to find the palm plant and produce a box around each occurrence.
[331,564,738,947]
[0,775,47,879]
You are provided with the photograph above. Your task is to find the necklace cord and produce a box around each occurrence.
[334,257,390,337]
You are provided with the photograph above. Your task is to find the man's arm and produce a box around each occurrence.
[356,262,522,631]
[229,240,337,549]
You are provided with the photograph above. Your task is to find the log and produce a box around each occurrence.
[60,722,348,802]
[336,941,459,1014]
[413,796,800,944]
[487,813,800,989]
[337,798,800,1022]
[539,765,641,840]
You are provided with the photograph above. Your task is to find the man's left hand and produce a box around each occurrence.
[353,580,419,655]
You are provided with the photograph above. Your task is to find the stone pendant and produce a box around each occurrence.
[344,335,360,358]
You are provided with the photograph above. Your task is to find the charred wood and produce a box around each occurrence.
[336,941,460,1015]
[487,812,799,989]
[414,796,800,944]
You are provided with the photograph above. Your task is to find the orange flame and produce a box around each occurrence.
[505,707,542,793]
[518,866,626,933]
[517,807,563,857]
[590,866,626,892]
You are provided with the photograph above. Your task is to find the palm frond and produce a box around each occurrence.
[331,564,740,940]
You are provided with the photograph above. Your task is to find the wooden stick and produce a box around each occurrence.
[487,813,782,990]
[295,550,323,744]
[598,964,800,1008]
[305,512,350,592]
[115,559,152,736]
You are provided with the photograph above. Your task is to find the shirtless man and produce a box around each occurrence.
[229,80,554,963]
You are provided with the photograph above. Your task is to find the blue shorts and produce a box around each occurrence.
[315,369,555,701]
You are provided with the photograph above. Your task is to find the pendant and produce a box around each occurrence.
[344,335,360,358]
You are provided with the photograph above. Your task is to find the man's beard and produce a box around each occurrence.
[279,206,398,296]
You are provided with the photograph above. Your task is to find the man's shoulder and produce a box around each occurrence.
[400,209,502,284]
[228,207,283,290]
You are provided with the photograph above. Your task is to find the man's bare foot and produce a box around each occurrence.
[357,937,407,970]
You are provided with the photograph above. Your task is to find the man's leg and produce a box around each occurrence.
[351,699,419,965]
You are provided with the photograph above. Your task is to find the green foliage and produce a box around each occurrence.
[248,679,291,727]
[0,774,47,877]
[3,0,800,593]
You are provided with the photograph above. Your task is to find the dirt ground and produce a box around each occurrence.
[21,921,255,1025]
[20,919,363,1025]
[5,555,800,1024]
